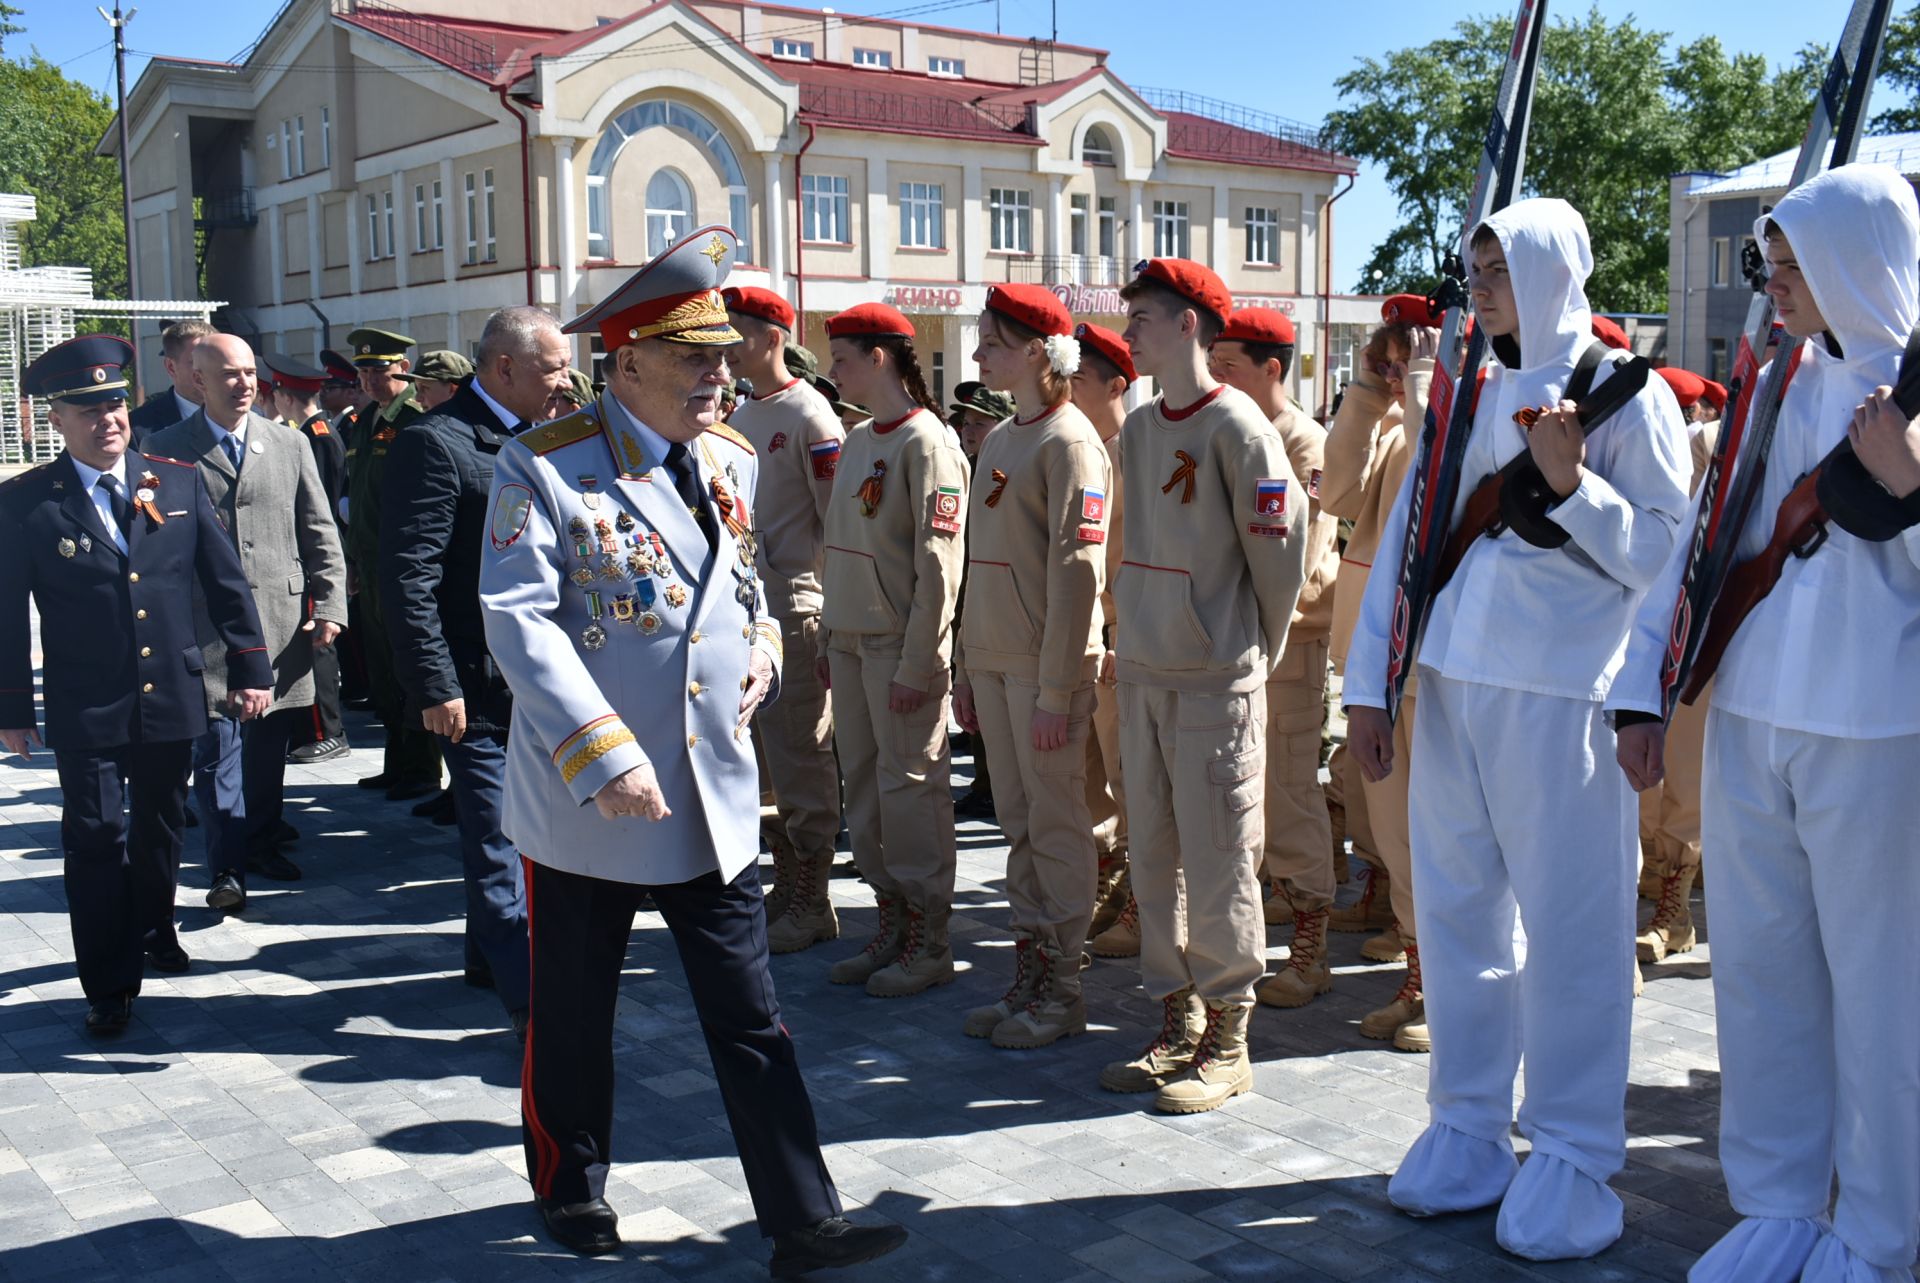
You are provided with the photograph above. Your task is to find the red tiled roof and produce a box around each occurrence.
[341,8,564,83]
[773,58,1040,144]
[1164,111,1356,175]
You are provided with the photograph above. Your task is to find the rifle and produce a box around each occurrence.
[1655,0,1895,720]
[1382,0,1548,723]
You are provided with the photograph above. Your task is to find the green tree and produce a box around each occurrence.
[0,52,128,305]
[0,4,22,57]
[1327,6,1822,309]
[1874,3,1920,132]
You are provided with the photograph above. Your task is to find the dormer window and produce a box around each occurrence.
[1083,125,1116,167]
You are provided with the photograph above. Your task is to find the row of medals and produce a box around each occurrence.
[566,482,761,652]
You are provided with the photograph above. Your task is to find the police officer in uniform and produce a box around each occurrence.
[0,336,272,1032]
[479,227,906,1273]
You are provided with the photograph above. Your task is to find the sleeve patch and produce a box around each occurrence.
[491,483,534,550]
[810,439,840,480]
[1254,478,1288,519]
[1081,486,1105,523]
[931,484,963,533]
[1247,522,1290,538]
[1076,526,1107,543]
[769,432,787,452]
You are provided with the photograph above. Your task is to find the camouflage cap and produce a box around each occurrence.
[950,380,1016,420]
[396,349,474,384]
[782,342,820,380]
[560,367,595,407]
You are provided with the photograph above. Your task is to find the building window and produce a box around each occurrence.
[383,190,396,261]
[801,173,849,243]
[469,168,497,262]
[294,117,307,176]
[853,47,892,67]
[1098,196,1116,258]
[586,176,608,259]
[772,38,813,59]
[279,120,292,181]
[1153,200,1190,258]
[365,194,381,260]
[414,184,428,251]
[464,172,479,263]
[1246,206,1278,265]
[320,106,330,167]
[928,55,965,77]
[989,188,1032,254]
[430,179,445,250]
[1070,194,1089,257]
[584,98,750,266]
[1710,337,1730,385]
[1082,125,1115,167]
[899,181,944,249]
[645,168,693,260]
[1709,235,1731,288]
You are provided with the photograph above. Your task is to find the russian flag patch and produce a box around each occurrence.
[1254,478,1288,519]
[1081,487,1105,523]
[810,439,840,480]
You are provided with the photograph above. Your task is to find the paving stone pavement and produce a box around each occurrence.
[0,702,1794,1283]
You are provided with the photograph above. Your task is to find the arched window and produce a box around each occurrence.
[645,169,693,260]
[1082,125,1116,167]
[585,98,751,261]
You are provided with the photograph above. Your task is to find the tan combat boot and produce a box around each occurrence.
[1636,865,1698,963]
[1086,856,1129,941]
[1637,864,1664,902]
[1263,881,1295,927]
[1089,888,1141,958]
[992,942,1087,1049]
[1256,903,1333,1008]
[1329,866,1394,934]
[1362,923,1408,964]
[764,838,797,926]
[767,850,839,955]
[1154,1000,1253,1114]
[1360,938,1425,1046]
[1099,988,1204,1093]
[964,937,1037,1037]
[866,901,955,997]
[828,896,904,985]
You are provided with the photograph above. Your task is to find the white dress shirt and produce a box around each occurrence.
[69,454,130,554]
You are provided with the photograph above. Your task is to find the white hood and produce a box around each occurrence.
[1761,162,1919,365]
[1481,197,1595,377]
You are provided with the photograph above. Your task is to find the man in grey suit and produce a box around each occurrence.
[147,334,347,912]
[480,226,906,1274]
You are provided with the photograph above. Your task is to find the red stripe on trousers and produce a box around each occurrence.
[518,854,561,1197]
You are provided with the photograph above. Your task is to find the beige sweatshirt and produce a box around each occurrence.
[726,376,844,619]
[1098,424,1124,630]
[1272,400,1339,646]
[957,401,1110,711]
[821,407,970,689]
[1323,364,1424,669]
[1115,385,1308,692]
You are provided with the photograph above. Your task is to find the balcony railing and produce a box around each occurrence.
[1007,254,1128,287]
[797,86,1032,142]
[348,0,506,79]
[195,188,256,228]
[1133,86,1330,150]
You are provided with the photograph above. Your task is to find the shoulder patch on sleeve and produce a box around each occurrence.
[311,421,330,437]
[524,410,605,456]
[703,422,755,456]
[491,483,534,550]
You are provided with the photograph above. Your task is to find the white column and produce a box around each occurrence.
[962,162,985,284]
[555,136,579,324]
[440,157,459,284]
[1046,175,1064,260]
[267,203,285,307]
[391,173,411,302]
[306,193,324,303]
[865,155,891,283]
[1128,181,1147,261]
[161,210,176,297]
[1211,181,1229,273]
[958,315,979,383]
[762,153,786,290]
[346,192,362,297]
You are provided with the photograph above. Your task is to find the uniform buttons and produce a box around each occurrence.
[742,626,752,639]
[687,734,699,748]
[136,609,148,620]
[739,676,750,691]
[689,631,702,644]
[128,572,140,583]
[688,681,702,697]
[140,646,152,658]
[142,682,155,693]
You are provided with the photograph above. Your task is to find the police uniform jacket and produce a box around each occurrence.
[0,450,272,750]
[379,381,517,736]
[145,408,347,715]
[479,397,782,887]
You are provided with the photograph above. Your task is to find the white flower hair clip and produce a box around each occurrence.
[1043,333,1081,377]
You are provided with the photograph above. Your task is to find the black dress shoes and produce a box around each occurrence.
[207,871,247,912]
[536,1196,620,1255]
[275,820,300,846]
[431,792,458,826]
[386,777,440,803]
[770,1216,909,1277]
[85,995,132,1035]
[247,847,303,882]
[509,1008,530,1046]
[358,770,395,790]
[954,786,996,820]
[288,736,349,764]
[410,787,451,818]
[145,943,190,974]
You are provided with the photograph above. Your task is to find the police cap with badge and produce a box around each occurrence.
[22,335,136,406]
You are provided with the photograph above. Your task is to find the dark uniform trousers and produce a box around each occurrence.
[440,731,528,1009]
[521,857,841,1235]
[193,708,299,886]
[307,638,344,742]
[56,740,192,1002]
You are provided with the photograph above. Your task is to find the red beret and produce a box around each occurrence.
[984,283,1071,337]
[826,302,915,340]
[1700,379,1728,411]
[1073,321,1136,384]
[1381,293,1442,326]
[1218,307,1296,348]
[1654,366,1706,408]
[1590,315,1631,351]
[1131,258,1232,326]
[723,285,794,332]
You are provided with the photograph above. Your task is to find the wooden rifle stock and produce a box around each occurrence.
[1434,471,1505,597]
[1678,467,1828,704]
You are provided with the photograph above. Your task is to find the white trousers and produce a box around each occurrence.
[1408,672,1635,1181]
[1699,709,1920,1273]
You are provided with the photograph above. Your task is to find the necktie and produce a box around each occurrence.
[222,433,244,473]
[97,474,132,538]
[664,442,717,552]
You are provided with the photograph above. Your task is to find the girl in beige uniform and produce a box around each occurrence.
[820,303,970,998]
[952,285,1111,1048]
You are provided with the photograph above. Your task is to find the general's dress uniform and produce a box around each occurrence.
[0,337,270,1031]
[1097,260,1308,1116]
[953,285,1109,1049]
[818,304,969,997]
[722,286,846,955]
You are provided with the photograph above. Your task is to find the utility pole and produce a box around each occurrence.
[99,4,142,393]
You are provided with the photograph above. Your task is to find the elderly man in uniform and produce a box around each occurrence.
[398,349,475,414]
[147,336,346,912]
[479,226,907,1273]
[0,336,272,1031]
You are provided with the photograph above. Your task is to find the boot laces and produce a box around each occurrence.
[1021,945,1053,1014]
[1189,1004,1227,1072]
[1116,895,1139,932]
[897,906,926,966]
[1286,905,1326,977]
[860,898,896,959]
[793,850,820,902]
[1392,936,1422,1005]
[1144,990,1188,1056]
[1000,939,1033,1006]
[1653,870,1688,928]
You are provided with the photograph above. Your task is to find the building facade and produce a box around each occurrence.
[107,0,1356,407]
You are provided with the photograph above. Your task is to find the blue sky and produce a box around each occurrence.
[13,0,1845,290]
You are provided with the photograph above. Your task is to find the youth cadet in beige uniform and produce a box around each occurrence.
[1069,321,1138,958]
[819,303,968,997]
[1098,259,1307,1114]
[722,286,846,953]
[951,285,1110,1049]
[1207,308,1341,1009]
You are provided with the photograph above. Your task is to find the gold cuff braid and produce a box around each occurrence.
[559,726,637,785]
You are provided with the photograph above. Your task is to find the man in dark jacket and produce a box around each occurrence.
[126,320,215,448]
[379,306,573,1036]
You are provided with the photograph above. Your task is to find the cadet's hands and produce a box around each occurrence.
[596,763,670,822]
[953,683,979,733]
[423,698,467,743]
[1526,400,1586,499]
[739,649,774,730]
[1616,721,1667,793]
[1849,385,1920,499]
[0,728,41,759]
[230,688,273,721]
[1346,705,1395,783]
[1408,325,1441,364]
[304,619,342,647]
[1099,649,1117,685]
[1031,708,1068,753]
[888,681,927,714]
